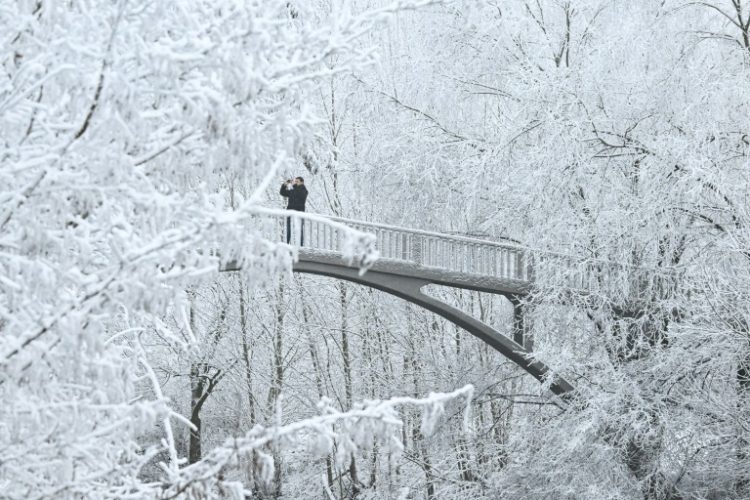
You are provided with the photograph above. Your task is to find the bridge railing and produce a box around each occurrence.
[273,213,680,297]
[278,213,533,282]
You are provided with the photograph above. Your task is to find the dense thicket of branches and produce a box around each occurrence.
[2,0,750,499]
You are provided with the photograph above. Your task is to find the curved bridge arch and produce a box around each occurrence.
[290,260,574,396]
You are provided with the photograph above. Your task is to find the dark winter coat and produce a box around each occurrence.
[280,183,308,211]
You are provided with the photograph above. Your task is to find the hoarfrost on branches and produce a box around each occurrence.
[0,0,428,496]
[161,385,473,499]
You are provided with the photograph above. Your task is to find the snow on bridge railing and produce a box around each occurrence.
[278,213,533,281]
[274,213,680,297]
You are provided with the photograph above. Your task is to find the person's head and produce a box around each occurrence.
[294,176,304,185]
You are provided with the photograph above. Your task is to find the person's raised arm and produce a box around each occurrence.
[280,182,289,197]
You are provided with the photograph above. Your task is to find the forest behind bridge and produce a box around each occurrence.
[2,1,750,499]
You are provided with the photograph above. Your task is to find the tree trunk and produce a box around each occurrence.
[189,361,204,465]
[264,279,286,498]
[339,282,360,495]
[238,275,256,425]
[735,344,750,496]
[301,292,335,493]
[267,280,285,410]
[407,306,435,499]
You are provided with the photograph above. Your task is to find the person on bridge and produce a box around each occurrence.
[280,176,308,245]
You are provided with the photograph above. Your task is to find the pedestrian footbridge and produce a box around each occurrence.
[235,212,676,395]
[225,214,624,396]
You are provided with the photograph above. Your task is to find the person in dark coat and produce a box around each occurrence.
[280,176,308,245]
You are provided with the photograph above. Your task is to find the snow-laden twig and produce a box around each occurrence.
[136,334,181,476]
[160,385,473,499]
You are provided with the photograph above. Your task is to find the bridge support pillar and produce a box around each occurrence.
[510,297,532,351]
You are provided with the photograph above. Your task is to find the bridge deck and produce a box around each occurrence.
[281,214,538,285]
[298,248,531,296]
[276,213,659,297]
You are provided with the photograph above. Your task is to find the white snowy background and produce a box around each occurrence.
[2,0,750,499]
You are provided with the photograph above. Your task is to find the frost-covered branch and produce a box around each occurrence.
[161,385,473,499]
[0,0,437,496]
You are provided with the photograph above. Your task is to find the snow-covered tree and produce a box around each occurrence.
[0,0,448,496]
